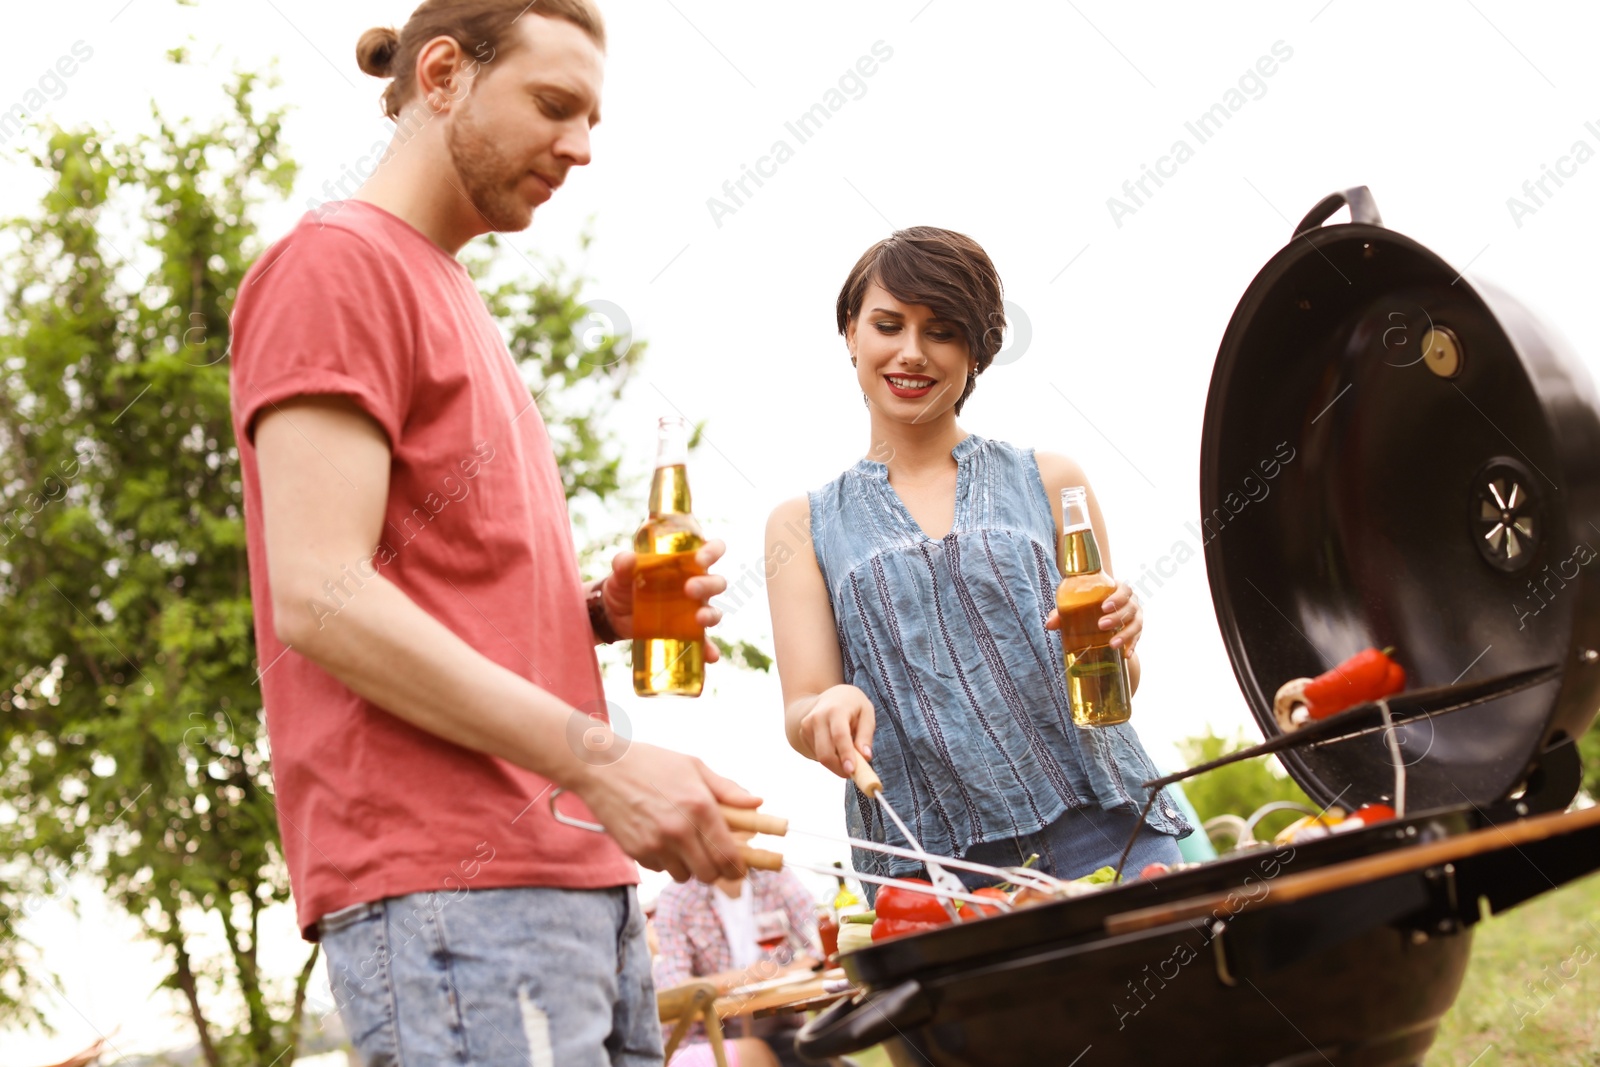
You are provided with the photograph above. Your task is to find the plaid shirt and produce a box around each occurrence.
[653,869,820,1049]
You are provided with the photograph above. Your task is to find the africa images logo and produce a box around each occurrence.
[705,41,895,228]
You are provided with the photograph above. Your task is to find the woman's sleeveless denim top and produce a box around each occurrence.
[808,435,1192,882]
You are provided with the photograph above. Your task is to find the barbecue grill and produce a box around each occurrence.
[796,187,1600,1067]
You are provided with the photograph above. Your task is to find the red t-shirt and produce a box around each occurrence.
[230,199,635,939]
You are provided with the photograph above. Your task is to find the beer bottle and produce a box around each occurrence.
[1055,486,1132,726]
[632,417,706,696]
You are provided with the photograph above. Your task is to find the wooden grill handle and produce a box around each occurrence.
[739,846,786,872]
[720,806,790,837]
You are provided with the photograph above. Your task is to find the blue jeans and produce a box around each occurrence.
[955,803,1185,887]
[319,886,661,1067]
[875,804,1185,904]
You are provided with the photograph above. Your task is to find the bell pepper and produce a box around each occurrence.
[957,886,1011,920]
[870,916,945,941]
[1301,648,1407,719]
[1330,803,1399,835]
[1274,647,1406,729]
[1346,803,1397,826]
[1273,808,1347,845]
[874,879,952,925]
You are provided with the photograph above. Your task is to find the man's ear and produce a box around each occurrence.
[415,34,473,112]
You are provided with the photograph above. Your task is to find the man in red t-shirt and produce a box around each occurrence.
[228,3,757,1062]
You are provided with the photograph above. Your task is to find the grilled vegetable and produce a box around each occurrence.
[875,879,952,925]
[1274,647,1406,730]
[1273,808,1347,845]
[871,916,945,941]
[1332,803,1398,833]
[958,886,1011,920]
[836,920,875,955]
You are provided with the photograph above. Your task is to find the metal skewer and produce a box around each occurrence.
[718,805,1066,894]
[769,856,1015,910]
[851,762,973,918]
[545,790,1047,911]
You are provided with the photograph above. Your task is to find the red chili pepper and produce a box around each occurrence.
[871,916,944,941]
[875,879,953,925]
[1300,648,1406,720]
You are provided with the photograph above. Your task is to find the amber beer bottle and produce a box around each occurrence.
[1056,486,1132,726]
[632,417,706,697]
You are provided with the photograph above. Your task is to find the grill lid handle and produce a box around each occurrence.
[1293,185,1383,238]
[796,979,931,1059]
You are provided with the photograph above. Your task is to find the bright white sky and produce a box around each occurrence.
[4,0,1599,1060]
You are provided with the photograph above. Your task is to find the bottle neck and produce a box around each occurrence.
[648,464,692,515]
[648,417,692,516]
[1058,485,1102,576]
[1059,526,1103,576]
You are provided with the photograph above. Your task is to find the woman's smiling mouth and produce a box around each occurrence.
[885,374,936,398]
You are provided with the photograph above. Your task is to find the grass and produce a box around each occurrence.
[851,1047,893,1067]
[839,873,1600,1067]
[1430,869,1600,1065]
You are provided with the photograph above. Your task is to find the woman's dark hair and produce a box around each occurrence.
[835,226,1006,415]
[356,0,607,121]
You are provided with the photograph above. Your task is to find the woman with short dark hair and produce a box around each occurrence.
[766,227,1193,893]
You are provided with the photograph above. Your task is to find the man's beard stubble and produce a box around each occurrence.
[446,99,534,233]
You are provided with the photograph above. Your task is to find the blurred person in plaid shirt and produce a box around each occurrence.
[652,830,822,1067]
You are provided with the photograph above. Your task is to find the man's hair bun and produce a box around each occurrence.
[356,26,400,78]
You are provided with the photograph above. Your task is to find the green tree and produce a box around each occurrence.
[1175,730,1317,847]
[1581,724,1600,800]
[0,71,641,1064]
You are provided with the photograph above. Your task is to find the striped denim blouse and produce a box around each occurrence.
[808,435,1192,882]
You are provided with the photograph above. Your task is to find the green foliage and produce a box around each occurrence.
[472,230,645,517]
[711,636,773,673]
[1581,722,1600,800]
[1174,729,1316,846]
[0,73,294,1058]
[0,71,643,1065]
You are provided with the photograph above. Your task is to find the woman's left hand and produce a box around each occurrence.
[1044,579,1142,655]
[601,539,729,661]
[1099,580,1142,654]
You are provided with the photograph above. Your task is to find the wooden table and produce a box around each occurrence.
[715,968,854,1020]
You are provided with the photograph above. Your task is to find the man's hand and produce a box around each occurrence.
[795,684,877,779]
[569,740,760,883]
[598,539,728,660]
[254,399,758,870]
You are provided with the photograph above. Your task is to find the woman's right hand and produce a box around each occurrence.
[797,684,877,779]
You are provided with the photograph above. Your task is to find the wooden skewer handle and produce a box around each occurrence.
[739,846,786,872]
[853,761,883,798]
[721,806,789,837]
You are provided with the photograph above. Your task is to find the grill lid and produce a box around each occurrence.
[1200,187,1600,813]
